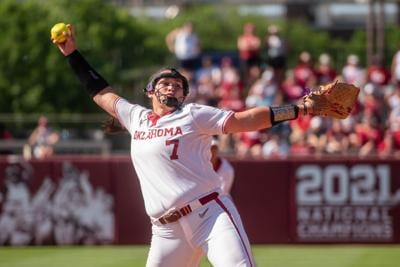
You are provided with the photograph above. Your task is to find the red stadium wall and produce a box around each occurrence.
[0,156,399,245]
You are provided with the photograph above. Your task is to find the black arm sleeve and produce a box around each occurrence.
[67,50,110,97]
[270,104,299,126]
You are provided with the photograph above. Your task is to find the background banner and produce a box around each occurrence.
[0,156,399,245]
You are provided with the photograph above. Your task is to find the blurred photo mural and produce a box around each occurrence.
[0,159,114,245]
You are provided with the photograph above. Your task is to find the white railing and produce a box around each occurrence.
[0,140,111,156]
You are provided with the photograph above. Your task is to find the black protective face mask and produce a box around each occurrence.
[162,96,180,107]
[155,90,183,108]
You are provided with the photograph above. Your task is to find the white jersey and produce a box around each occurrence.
[115,99,233,219]
[215,158,235,195]
[174,31,200,60]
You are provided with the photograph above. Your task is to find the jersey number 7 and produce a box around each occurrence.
[166,139,179,160]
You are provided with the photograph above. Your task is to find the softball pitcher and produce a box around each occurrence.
[52,24,323,267]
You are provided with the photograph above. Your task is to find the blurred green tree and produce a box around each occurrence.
[0,0,157,114]
[1,1,398,116]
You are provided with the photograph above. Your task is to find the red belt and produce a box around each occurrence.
[158,192,219,225]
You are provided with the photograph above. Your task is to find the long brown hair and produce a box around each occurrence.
[102,116,126,134]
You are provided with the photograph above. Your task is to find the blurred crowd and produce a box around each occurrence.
[1,22,400,159]
[167,22,400,158]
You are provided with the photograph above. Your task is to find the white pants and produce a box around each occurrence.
[146,195,255,267]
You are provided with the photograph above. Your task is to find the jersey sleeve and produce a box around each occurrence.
[114,98,147,135]
[190,104,234,135]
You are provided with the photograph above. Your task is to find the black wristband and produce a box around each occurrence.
[270,105,299,126]
[67,50,110,97]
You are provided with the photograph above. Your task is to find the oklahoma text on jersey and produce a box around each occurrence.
[133,127,183,140]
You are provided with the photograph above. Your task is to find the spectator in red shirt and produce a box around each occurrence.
[217,57,245,112]
[235,131,263,158]
[355,114,383,156]
[237,23,261,84]
[324,119,350,155]
[314,53,337,85]
[281,70,305,103]
[379,107,400,156]
[379,129,400,157]
[293,51,316,89]
[366,56,391,87]
[290,132,312,156]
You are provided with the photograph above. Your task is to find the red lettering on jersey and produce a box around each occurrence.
[175,127,183,136]
[133,127,184,140]
[164,128,174,136]
[148,129,156,139]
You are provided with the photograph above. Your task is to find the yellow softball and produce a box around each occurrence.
[50,23,70,44]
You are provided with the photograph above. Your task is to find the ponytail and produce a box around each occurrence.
[102,116,126,134]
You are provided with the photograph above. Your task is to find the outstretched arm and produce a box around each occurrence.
[224,104,308,133]
[52,24,119,118]
[224,80,360,133]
